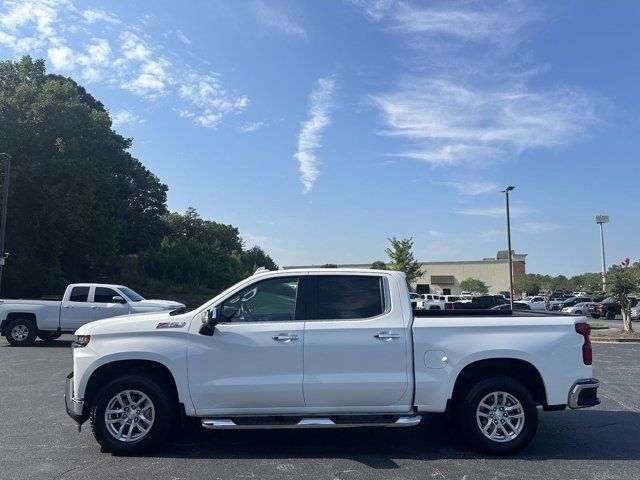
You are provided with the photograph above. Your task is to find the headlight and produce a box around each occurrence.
[75,335,91,347]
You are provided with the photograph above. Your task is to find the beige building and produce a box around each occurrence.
[285,251,527,295]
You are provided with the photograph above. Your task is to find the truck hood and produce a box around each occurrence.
[75,310,190,335]
[134,299,186,310]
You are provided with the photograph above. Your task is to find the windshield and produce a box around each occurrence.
[119,287,145,302]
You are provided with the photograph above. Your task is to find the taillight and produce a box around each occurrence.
[575,322,592,365]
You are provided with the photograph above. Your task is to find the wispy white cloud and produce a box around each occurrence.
[294,76,336,193]
[178,72,248,128]
[82,9,120,25]
[455,205,532,218]
[0,0,248,129]
[165,29,191,45]
[354,1,601,169]
[241,232,269,247]
[238,120,266,133]
[513,221,560,233]
[112,110,144,127]
[373,78,598,167]
[250,0,307,40]
[438,179,499,195]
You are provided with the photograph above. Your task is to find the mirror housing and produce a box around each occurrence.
[199,306,220,336]
[112,295,126,304]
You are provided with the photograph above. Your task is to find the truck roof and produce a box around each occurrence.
[258,268,405,277]
[67,283,128,289]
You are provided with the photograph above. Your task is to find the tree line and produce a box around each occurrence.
[0,56,276,301]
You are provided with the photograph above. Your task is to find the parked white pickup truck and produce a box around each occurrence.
[65,268,599,456]
[0,283,185,346]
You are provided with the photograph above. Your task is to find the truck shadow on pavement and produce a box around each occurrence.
[136,410,640,468]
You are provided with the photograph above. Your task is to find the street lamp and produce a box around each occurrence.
[0,153,10,295]
[502,186,515,309]
[595,215,609,292]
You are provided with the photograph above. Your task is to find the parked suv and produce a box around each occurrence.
[588,297,620,319]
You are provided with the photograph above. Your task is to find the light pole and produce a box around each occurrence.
[502,186,515,309]
[596,215,609,292]
[0,153,10,295]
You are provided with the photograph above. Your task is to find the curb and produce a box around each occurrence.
[592,338,640,344]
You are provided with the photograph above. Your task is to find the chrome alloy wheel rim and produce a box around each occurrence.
[476,391,525,443]
[11,324,29,341]
[104,390,155,442]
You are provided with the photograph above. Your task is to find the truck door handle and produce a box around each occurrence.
[272,334,299,342]
[90,306,101,310]
[374,332,400,341]
[62,305,72,309]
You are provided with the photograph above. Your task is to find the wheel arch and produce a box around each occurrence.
[2,313,37,337]
[451,358,548,407]
[83,359,181,414]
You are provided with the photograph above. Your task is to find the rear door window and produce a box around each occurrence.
[311,275,385,320]
[68,286,89,302]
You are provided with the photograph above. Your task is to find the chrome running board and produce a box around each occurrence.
[201,415,422,430]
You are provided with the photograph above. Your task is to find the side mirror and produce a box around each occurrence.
[112,295,126,304]
[199,306,220,336]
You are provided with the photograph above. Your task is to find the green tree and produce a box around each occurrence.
[514,274,542,297]
[385,237,422,286]
[459,278,488,294]
[242,246,278,276]
[320,263,338,268]
[0,56,168,296]
[606,259,640,332]
[370,261,387,270]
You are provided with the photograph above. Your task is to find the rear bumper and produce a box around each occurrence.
[568,378,600,409]
[65,372,88,425]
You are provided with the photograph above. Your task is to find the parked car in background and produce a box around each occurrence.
[631,304,640,321]
[416,294,445,310]
[515,296,546,311]
[561,302,592,316]
[552,297,601,311]
[0,284,185,346]
[452,295,507,310]
[439,295,461,303]
[588,297,621,319]
[491,303,532,311]
[409,292,421,309]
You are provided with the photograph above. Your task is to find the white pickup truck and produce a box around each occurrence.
[0,283,185,346]
[65,268,599,456]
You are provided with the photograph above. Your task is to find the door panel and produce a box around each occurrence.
[90,287,129,321]
[187,275,306,414]
[303,274,411,408]
[188,321,305,413]
[60,286,92,330]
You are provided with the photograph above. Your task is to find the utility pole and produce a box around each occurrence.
[596,215,609,292]
[502,186,515,309]
[0,153,10,295]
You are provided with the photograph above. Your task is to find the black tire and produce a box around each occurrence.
[455,375,538,455]
[37,331,62,342]
[5,318,38,346]
[591,314,600,319]
[605,310,616,320]
[90,373,174,454]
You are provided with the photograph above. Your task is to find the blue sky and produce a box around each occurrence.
[1,0,638,275]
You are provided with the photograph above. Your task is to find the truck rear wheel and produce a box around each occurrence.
[456,375,538,455]
[5,318,37,347]
[89,373,174,454]
[605,310,616,320]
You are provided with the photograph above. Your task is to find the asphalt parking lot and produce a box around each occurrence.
[0,337,638,480]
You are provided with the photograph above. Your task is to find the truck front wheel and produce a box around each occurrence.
[5,318,37,346]
[89,373,174,454]
[456,376,538,455]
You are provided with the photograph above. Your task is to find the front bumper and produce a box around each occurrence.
[65,372,87,425]
[568,378,600,409]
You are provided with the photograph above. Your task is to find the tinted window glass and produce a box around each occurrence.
[120,287,144,302]
[220,277,299,323]
[94,287,120,303]
[314,275,384,320]
[69,286,89,302]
